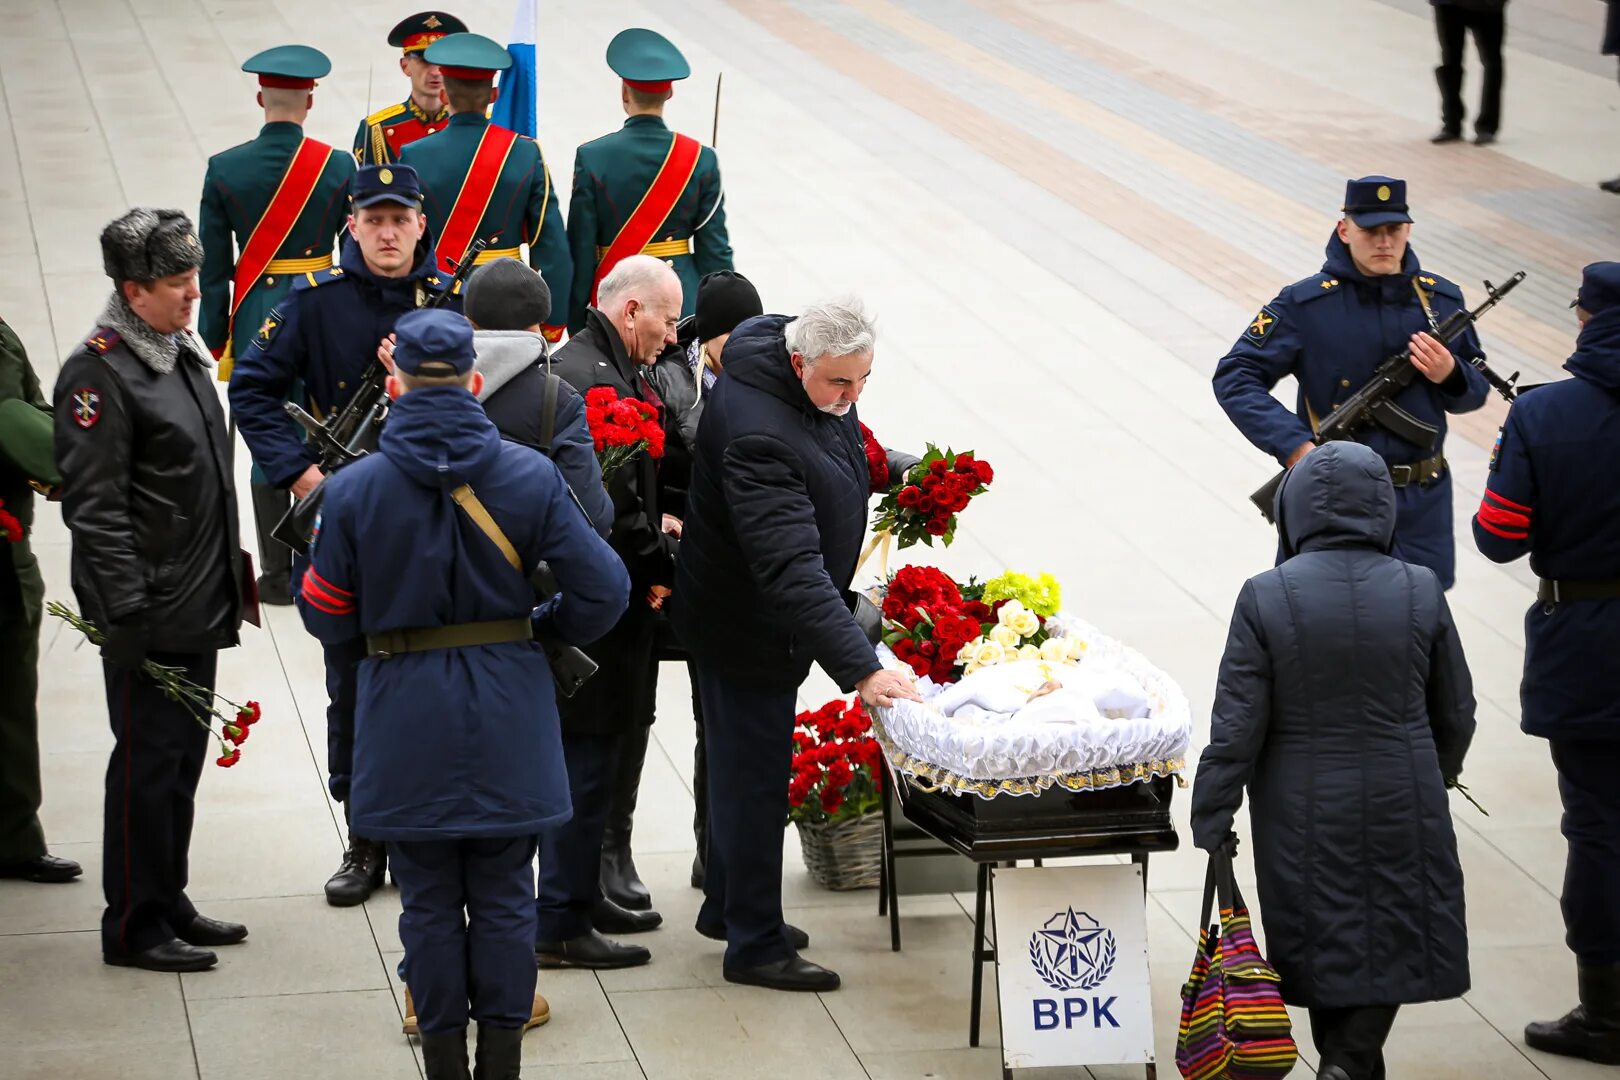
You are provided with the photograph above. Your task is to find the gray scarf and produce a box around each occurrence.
[96,292,212,375]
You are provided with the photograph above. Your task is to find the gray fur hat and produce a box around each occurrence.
[100,207,203,283]
[464,258,552,331]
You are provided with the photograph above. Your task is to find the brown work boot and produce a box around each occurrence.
[403,987,550,1036]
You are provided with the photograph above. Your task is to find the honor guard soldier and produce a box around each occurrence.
[1213,176,1491,589]
[199,44,355,605]
[54,209,248,972]
[353,10,467,167]
[231,163,458,909]
[565,28,734,335]
[399,32,571,342]
[298,308,627,1080]
[1472,263,1620,1066]
[0,316,81,886]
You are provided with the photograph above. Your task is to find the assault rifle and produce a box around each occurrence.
[273,240,487,553]
[1250,271,1526,522]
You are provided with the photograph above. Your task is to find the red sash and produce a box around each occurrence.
[436,125,520,274]
[591,133,702,304]
[230,138,332,329]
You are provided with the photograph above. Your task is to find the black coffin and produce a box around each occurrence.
[895,774,1179,861]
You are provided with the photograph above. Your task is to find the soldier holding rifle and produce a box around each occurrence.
[1213,176,1494,589]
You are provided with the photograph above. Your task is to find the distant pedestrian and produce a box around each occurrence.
[1430,0,1507,146]
[1601,0,1620,193]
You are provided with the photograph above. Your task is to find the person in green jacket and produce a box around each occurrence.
[400,33,571,342]
[565,28,733,335]
[198,45,355,605]
[0,316,80,884]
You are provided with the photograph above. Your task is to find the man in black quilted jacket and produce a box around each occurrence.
[669,298,920,993]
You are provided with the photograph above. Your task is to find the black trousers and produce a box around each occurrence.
[1309,1004,1400,1080]
[1549,739,1620,964]
[694,665,798,969]
[1435,3,1505,135]
[101,651,215,956]
[0,541,46,861]
[535,731,618,941]
[687,660,708,858]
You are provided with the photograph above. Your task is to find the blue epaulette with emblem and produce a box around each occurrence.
[292,266,348,292]
[1413,272,1463,302]
[422,271,462,298]
[84,327,123,355]
[1287,273,1343,304]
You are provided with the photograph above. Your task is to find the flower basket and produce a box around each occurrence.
[794,811,883,891]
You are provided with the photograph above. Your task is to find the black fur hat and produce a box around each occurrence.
[100,208,203,284]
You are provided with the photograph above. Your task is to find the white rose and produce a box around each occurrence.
[989,624,1021,650]
[1066,637,1089,663]
[1018,644,1042,662]
[1039,637,1071,663]
[1005,608,1041,638]
[995,599,1027,627]
[969,639,1007,668]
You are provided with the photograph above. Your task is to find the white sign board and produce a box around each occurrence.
[992,863,1154,1069]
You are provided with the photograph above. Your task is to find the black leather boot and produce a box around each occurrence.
[600,726,652,911]
[1525,962,1620,1065]
[691,665,708,891]
[250,481,293,606]
[472,1023,524,1080]
[420,1029,472,1080]
[325,801,386,907]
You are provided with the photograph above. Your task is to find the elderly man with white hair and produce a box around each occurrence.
[669,298,922,992]
[535,254,681,971]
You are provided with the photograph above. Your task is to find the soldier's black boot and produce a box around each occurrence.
[325,802,386,907]
[420,1029,471,1080]
[472,1023,524,1080]
[600,726,651,911]
[1525,962,1620,1064]
[250,481,293,606]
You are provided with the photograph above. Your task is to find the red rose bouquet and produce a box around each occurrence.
[0,498,22,543]
[787,697,885,825]
[877,565,992,685]
[871,445,993,547]
[48,601,263,768]
[858,422,890,495]
[584,386,665,483]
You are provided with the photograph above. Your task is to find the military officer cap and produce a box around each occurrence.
[100,208,203,284]
[351,164,424,209]
[606,28,691,93]
[1342,175,1412,228]
[240,44,332,90]
[388,11,468,55]
[1573,262,1620,315]
[423,32,512,81]
[393,309,477,375]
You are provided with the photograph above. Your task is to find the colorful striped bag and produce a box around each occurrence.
[1175,851,1298,1079]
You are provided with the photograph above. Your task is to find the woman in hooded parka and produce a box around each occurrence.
[1191,441,1478,1080]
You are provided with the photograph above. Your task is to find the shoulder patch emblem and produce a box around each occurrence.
[1247,306,1280,343]
[71,387,102,429]
[1489,425,1503,472]
[256,311,283,347]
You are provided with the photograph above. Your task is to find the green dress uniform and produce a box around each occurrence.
[0,317,60,864]
[565,28,733,334]
[352,99,450,167]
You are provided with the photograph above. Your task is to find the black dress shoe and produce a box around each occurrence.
[1600,176,1620,194]
[535,930,651,970]
[325,835,386,907]
[600,839,652,911]
[105,938,217,973]
[690,853,705,890]
[257,571,294,607]
[591,896,662,935]
[0,854,83,883]
[723,955,840,992]
[1430,128,1463,144]
[696,920,810,951]
[1474,131,1498,146]
[178,914,248,947]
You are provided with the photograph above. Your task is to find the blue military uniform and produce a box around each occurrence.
[298,309,627,1071]
[230,164,459,907]
[1214,177,1490,588]
[1473,263,1620,1062]
[399,33,571,341]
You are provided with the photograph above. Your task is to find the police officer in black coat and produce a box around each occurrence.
[230,164,459,908]
[1473,262,1620,1065]
[534,255,679,970]
[53,208,248,972]
[670,299,921,993]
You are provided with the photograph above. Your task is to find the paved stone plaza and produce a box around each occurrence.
[5,0,1620,1076]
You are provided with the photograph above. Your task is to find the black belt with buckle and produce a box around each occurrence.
[1388,452,1447,488]
[1537,578,1620,605]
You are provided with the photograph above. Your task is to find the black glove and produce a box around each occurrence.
[102,618,148,671]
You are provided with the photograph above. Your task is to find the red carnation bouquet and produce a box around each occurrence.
[0,498,22,543]
[584,386,665,483]
[877,565,992,685]
[787,697,885,824]
[871,444,993,547]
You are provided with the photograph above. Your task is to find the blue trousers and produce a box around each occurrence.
[1550,739,1620,964]
[391,835,539,1035]
[535,732,618,941]
[694,666,798,970]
